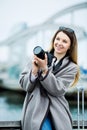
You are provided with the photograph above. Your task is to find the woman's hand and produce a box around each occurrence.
[31,55,40,76]
[34,53,48,74]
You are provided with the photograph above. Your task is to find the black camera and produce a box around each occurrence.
[33,46,45,60]
[33,46,56,66]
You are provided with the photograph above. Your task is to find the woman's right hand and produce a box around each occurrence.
[31,55,39,76]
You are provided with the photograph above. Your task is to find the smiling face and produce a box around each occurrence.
[53,31,71,59]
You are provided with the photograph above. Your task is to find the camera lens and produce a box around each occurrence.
[33,46,45,60]
[34,46,42,54]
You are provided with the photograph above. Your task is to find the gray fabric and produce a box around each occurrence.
[19,56,78,130]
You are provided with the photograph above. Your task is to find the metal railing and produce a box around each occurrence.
[0,120,87,130]
[77,86,86,130]
[0,86,87,130]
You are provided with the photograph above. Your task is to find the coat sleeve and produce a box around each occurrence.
[39,63,78,97]
[19,62,37,92]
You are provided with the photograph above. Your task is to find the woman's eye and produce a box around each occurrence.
[63,40,67,43]
[56,37,60,40]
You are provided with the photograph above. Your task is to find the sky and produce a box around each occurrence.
[0,0,87,68]
[0,0,87,41]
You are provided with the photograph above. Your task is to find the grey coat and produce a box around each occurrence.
[19,56,78,130]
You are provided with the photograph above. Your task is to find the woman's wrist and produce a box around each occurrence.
[31,70,38,76]
[41,66,48,75]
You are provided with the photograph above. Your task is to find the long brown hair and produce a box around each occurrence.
[48,27,80,86]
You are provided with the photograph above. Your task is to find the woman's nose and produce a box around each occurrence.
[58,40,62,45]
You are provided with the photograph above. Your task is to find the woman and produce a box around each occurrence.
[19,26,79,130]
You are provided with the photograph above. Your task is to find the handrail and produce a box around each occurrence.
[0,121,21,130]
[0,120,87,129]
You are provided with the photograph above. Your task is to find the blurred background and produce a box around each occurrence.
[0,0,87,122]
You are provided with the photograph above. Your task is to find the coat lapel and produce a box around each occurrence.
[53,56,70,75]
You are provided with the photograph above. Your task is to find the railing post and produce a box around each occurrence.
[77,87,80,130]
[81,87,84,130]
[77,86,85,130]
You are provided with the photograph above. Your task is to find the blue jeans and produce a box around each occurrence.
[42,117,52,130]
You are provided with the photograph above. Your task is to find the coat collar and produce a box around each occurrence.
[52,56,70,75]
